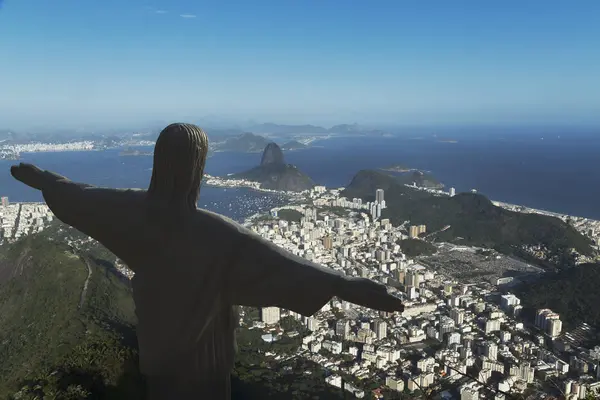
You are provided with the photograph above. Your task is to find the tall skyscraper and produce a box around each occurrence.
[375,189,384,204]
[1,197,9,207]
[449,187,456,197]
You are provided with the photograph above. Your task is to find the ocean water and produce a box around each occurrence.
[0,149,288,221]
[1,130,600,220]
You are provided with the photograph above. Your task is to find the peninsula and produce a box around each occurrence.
[230,142,315,192]
[379,165,444,190]
[281,140,308,151]
[118,148,153,156]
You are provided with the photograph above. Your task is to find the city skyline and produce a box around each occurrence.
[1,0,600,129]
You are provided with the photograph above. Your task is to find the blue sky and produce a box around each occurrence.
[0,0,599,129]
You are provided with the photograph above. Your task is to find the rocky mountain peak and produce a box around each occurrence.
[260,142,285,166]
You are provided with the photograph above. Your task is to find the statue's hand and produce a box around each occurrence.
[10,163,47,190]
[336,276,404,313]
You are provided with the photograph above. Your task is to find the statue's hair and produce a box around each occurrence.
[148,123,209,210]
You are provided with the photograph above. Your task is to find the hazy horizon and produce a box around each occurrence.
[1,0,599,129]
[3,119,600,137]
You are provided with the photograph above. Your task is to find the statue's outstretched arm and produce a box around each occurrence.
[229,226,404,316]
[11,163,145,251]
[11,163,90,191]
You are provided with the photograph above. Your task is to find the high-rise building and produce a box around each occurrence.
[438,316,455,335]
[374,319,387,339]
[484,319,501,334]
[405,271,420,287]
[307,317,317,331]
[409,225,420,238]
[500,294,521,311]
[547,318,563,338]
[322,236,333,250]
[376,189,384,204]
[336,319,350,338]
[447,332,461,346]
[1,197,8,207]
[483,342,498,360]
[450,308,465,325]
[449,187,456,197]
[536,308,562,337]
[261,306,281,325]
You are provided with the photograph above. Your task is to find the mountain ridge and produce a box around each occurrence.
[341,169,593,265]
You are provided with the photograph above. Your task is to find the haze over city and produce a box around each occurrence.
[1,0,599,130]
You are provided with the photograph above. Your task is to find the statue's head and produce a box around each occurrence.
[148,123,209,210]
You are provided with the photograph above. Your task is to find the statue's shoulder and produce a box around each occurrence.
[195,208,240,229]
[83,186,147,202]
[187,209,252,253]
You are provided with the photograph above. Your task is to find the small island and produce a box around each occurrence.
[281,140,308,151]
[119,148,153,157]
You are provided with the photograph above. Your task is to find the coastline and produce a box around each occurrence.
[7,178,600,247]
[206,174,600,226]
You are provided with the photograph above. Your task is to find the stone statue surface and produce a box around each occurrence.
[11,123,404,399]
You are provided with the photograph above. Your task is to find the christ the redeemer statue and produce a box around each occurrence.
[11,123,404,400]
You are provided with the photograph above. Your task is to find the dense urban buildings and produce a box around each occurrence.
[2,181,600,399]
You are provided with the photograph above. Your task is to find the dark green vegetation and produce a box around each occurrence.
[517,263,600,331]
[379,165,443,189]
[320,206,351,218]
[234,312,345,399]
[0,224,346,399]
[342,170,593,267]
[277,208,304,223]
[0,226,141,399]
[399,239,437,258]
[233,142,315,192]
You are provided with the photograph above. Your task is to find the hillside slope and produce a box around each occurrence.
[0,227,142,399]
[342,169,593,264]
[516,263,600,331]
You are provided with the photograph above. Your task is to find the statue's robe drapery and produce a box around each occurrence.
[41,174,346,398]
